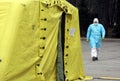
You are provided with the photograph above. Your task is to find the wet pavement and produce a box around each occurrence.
[81,38,120,81]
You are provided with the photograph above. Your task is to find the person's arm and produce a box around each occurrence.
[101,25,106,39]
[86,25,91,41]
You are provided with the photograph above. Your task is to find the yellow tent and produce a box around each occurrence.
[0,0,91,81]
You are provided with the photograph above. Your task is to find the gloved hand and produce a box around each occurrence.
[86,39,89,42]
[102,37,105,40]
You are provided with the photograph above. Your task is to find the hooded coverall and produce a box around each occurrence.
[87,23,106,59]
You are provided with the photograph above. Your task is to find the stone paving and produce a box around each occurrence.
[81,39,120,81]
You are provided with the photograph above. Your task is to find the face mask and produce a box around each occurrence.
[94,22,98,26]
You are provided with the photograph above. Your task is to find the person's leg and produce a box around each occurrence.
[96,41,101,60]
[96,48,100,60]
[90,39,98,61]
[91,48,97,61]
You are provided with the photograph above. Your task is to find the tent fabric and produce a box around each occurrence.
[64,4,85,81]
[0,0,87,81]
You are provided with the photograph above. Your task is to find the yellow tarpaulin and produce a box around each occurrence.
[0,0,91,81]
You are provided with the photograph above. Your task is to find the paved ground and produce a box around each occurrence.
[81,38,120,81]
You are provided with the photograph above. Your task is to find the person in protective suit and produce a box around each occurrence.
[86,18,106,61]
